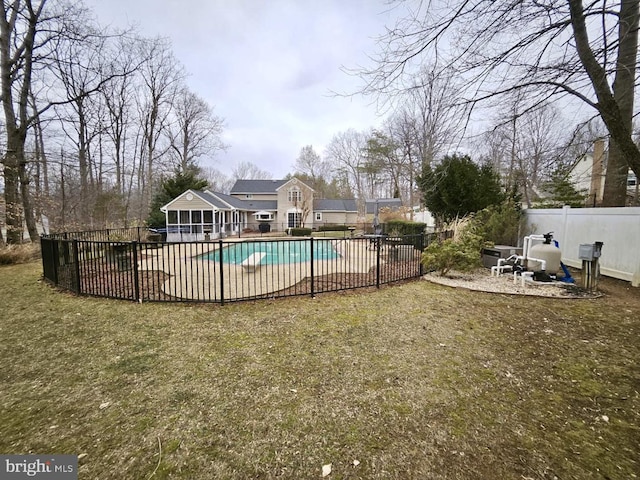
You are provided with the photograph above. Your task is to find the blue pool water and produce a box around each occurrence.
[208,239,339,265]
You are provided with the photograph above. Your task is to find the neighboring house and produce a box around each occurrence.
[160,177,358,241]
[568,138,638,206]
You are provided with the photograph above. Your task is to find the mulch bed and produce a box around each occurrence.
[276,260,422,297]
[52,257,423,303]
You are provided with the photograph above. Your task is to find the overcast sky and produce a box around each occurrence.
[84,0,400,179]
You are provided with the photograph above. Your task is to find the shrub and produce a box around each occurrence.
[385,220,426,236]
[289,228,312,236]
[385,220,427,249]
[421,221,483,276]
[318,224,350,232]
[0,243,41,265]
[471,197,525,246]
[378,205,412,222]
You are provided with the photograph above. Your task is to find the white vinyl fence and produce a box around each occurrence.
[524,206,640,286]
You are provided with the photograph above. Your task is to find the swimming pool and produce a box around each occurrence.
[207,239,339,265]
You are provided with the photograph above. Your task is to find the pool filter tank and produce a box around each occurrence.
[529,232,562,275]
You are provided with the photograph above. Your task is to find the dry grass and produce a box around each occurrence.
[0,242,41,265]
[1,262,638,479]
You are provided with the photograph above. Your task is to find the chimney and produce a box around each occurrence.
[590,138,605,205]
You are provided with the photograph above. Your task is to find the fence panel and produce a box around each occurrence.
[40,231,430,303]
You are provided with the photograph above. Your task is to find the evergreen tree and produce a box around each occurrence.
[146,169,208,227]
[539,168,587,208]
[419,154,504,222]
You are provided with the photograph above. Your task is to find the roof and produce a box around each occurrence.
[161,189,230,211]
[241,200,277,211]
[365,198,403,214]
[206,190,278,211]
[205,191,249,209]
[230,179,288,194]
[191,190,231,209]
[314,199,357,212]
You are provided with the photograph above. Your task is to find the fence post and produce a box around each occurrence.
[52,239,59,285]
[72,239,82,294]
[376,236,381,288]
[419,233,424,276]
[132,241,140,302]
[310,237,315,298]
[218,239,225,306]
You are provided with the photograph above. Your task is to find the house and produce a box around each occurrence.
[569,138,638,206]
[160,177,358,241]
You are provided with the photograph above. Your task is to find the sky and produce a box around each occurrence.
[84,0,400,179]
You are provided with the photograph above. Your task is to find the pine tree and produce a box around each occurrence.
[146,169,208,227]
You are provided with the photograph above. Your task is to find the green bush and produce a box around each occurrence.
[385,220,426,249]
[289,228,312,236]
[318,224,350,232]
[471,197,525,246]
[385,220,426,236]
[421,228,483,276]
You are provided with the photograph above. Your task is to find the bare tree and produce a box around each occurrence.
[0,0,48,243]
[231,161,272,180]
[324,129,369,211]
[202,166,234,193]
[50,13,110,226]
[294,145,331,180]
[167,88,226,173]
[135,37,185,219]
[359,0,639,206]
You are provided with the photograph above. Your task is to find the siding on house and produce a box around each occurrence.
[316,211,358,225]
[230,193,276,201]
[276,179,314,227]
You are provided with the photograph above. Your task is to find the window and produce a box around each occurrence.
[191,210,202,223]
[288,212,302,228]
[203,211,213,223]
[179,211,190,224]
[257,213,273,221]
[167,210,178,224]
[288,187,301,203]
[315,212,322,221]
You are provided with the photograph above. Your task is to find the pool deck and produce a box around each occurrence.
[137,237,405,301]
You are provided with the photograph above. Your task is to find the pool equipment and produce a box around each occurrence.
[528,232,561,275]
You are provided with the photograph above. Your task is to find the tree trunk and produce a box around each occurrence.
[3,135,25,244]
[602,0,638,206]
[19,161,38,240]
[570,0,640,199]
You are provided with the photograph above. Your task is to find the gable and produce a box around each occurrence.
[162,190,222,212]
[274,177,314,193]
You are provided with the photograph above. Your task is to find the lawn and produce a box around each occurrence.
[1,262,638,479]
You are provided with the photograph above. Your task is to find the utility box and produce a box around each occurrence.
[481,245,522,268]
[579,243,602,261]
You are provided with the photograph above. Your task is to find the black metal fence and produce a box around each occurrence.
[41,228,434,304]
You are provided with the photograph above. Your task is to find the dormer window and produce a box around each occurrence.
[288,186,302,202]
